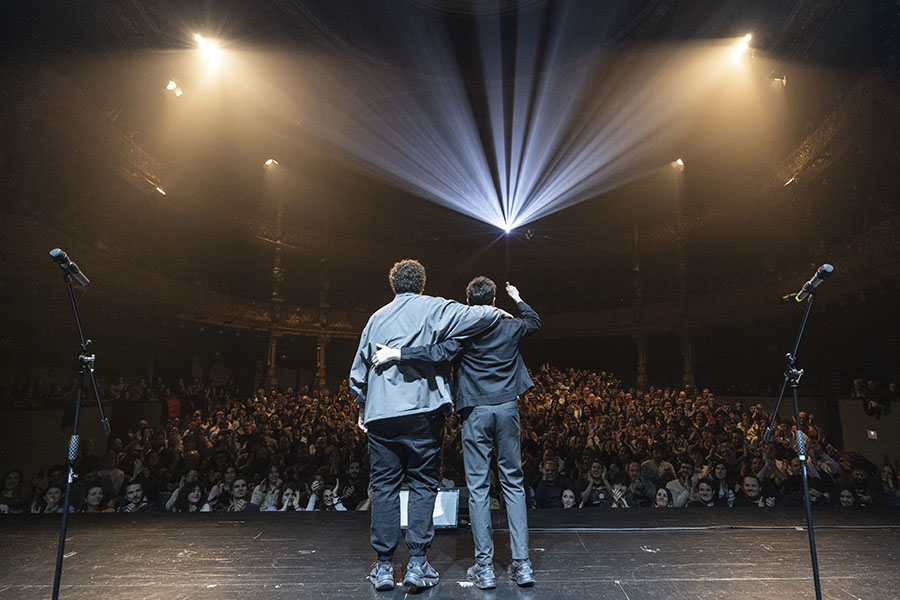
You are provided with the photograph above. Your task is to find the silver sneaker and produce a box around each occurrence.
[466,563,496,589]
[508,559,535,587]
[402,560,439,591]
[369,561,394,591]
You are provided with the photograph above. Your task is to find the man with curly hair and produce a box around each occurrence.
[374,277,540,589]
[350,259,503,592]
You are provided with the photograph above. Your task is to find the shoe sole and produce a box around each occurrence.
[403,576,439,592]
[372,579,394,592]
[466,573,496,589]
[509,571,536,587]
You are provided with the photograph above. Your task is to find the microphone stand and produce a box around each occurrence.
[762,291,822,600]
[51,269,110,600]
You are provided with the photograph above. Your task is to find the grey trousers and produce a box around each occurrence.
[461,401,529,565]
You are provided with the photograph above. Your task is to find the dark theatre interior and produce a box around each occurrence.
[1,1,900,599]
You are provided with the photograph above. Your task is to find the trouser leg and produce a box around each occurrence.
[494,401,529,561]
[462,405,495,565]
[403,409,444,557]
[367,420,405,560]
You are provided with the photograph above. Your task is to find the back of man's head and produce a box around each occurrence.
[466,276,496,306]
[389,259,426,295]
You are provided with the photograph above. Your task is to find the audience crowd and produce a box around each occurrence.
[2,366,899,516]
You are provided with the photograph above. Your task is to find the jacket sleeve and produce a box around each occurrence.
[348,325,370,406]
[400,339,464,364]
[517,301,541,336]
[431,301,500,342]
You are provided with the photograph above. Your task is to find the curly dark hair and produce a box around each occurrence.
[389,259,426,294]
[466,276,496,306]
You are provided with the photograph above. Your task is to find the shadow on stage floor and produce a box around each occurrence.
[1,508,898,599]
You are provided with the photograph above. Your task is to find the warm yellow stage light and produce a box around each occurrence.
[174,88,184,97]
[265,159,279,166]
[675,158,684,166]
[166,80,177,91]
[731,34,753,62]
[194,33,222,64]
[155,186,167,195]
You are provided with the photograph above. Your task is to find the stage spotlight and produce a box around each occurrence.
[675,158,684,166]
[672,158,685,170]
[174,88,184,97]
[265,158,279,166]
[194,33,222,64]
[155,186,166,195]
[166,80,177,91]
[731,34,752,62]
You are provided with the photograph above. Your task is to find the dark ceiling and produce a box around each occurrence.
[1,0,899,320]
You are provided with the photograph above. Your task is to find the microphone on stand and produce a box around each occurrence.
[49,249,90,287]
[794,264,833,302]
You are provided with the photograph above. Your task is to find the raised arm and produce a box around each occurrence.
[507,282,540,335]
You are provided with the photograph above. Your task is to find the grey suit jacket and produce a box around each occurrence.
[349,293,500,423]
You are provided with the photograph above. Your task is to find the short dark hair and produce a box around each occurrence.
[466,276,496,306]
[697,477,715,490]
[389,259,426,294]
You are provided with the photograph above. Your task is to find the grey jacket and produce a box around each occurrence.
[349,293,501,423]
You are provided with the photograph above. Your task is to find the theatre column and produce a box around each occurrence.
[635,333,649,391]
[315,335,330,390]
[265,330,281,390]
[681,329,695,390]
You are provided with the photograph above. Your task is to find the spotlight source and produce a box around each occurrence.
[155,186,166,195]
[265,158,279,167]
[194,33,222,65]
[731,34,752,62]
[166,80,177,91]
[675,158,684,166]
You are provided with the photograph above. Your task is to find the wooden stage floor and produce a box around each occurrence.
[1,508,898,599]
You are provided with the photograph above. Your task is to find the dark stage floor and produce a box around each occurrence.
[1,509,899,599]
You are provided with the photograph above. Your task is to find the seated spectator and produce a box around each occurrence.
[838,487,858,508]
[734,475,775,508]
[269,484,303,511]
[603,472,632,509]
[31,485,69,514]
[339,460,368,511]
[654,487,674,508]
[578,460,610,508]
[666,457,698,507]
[82,484,115,513]
[169,483,204,513]
[222,478,258,512]
[626,461,655,507]
[641,443,674,488]
[703,462,736,507]
[251,465,283,510]
[838,459,885,507]
[535,459,574,508]
[118,481,155,512]
[687,478,721,508]
[1,469,32,514]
